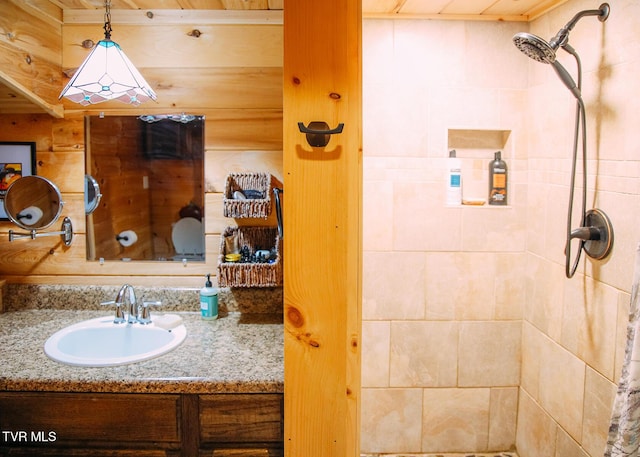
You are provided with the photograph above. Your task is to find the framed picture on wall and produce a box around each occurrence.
[0,142,36,220]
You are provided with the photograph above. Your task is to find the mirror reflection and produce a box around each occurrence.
[4,176,63,230]
[86,115,205,261]
[84,174,102,215]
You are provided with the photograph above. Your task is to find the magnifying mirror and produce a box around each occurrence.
[84,174,102,215]
[4,176,63,230]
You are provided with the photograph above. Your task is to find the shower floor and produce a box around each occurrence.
[360,453,519,457]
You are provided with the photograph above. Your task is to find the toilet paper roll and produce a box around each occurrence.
[17,206,44,226]
[117,230,138,247]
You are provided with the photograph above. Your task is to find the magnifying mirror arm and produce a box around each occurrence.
[8,217,73,246]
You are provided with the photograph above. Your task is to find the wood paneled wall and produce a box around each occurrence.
[0,11,283,287]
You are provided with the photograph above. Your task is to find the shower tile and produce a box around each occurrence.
[360,388,423,454]
[458,321,521,387]
[364,79,428,157]
[362,20,394,86]
[538,338,585,441]
[488,387,518,451]
[581,367,617,457]
[362,251,426,320]
[461,205,526,252]
[494,253,526,320]
[555,427,589,457]
[394,19,466,89]
[464,22,528,90]
[359,454,518,457]
[562,276,619,380]
[393,181,463,252]
[516,390,557,457]
[424,252,495,321]
[499,90,528,160]
[524,256,564,341]
[361,320,391,387]
[521,322,543,401]
[363,179,394,252]
[422,387,490,452]
[389,321,458,387]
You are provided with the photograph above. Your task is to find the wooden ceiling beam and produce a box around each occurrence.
[0,72,64,118]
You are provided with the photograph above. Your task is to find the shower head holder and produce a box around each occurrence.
[549,3,610,49]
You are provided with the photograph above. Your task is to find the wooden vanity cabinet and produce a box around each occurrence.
[0,392,283,457]
[198,394,283,456]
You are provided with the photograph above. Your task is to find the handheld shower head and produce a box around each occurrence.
[513,3,610,58]
[513,32,556,64]
[512,32,582,100]
[512,3,610,100]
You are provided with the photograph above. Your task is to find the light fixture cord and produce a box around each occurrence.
[103,0,112,40]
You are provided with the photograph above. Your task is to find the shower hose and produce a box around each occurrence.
[564,48,588,278]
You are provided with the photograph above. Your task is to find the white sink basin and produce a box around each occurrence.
[44,316,187,367]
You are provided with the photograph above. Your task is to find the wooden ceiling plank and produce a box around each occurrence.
[363,12,528,21]
[526,0,569,21]
[361,0,401,14]
[400,0,453,14]
[62,8,282,25]
[442,0,495,15]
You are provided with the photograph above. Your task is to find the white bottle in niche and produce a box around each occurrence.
[446,149,462,205]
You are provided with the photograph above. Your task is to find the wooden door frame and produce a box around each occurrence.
[283,1,362,456]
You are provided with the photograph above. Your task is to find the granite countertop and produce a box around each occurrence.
[0,309,284,394]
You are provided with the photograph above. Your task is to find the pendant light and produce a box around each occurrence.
[59,0,157,106]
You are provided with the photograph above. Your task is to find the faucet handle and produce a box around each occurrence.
[138,300,162,325]
[101,300,126,324]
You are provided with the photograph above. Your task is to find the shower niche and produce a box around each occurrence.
[447,128,513,207]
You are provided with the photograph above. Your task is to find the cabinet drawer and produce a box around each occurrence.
[0,392,181,445]
[199,394,283,444]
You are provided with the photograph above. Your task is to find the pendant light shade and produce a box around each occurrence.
[58,1,157,106]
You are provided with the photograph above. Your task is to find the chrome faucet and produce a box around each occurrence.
[102,284,161,325]
[116,284,138,324]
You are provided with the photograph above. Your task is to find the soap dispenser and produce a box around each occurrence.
[200,274,218,320]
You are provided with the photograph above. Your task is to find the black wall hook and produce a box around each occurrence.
[298,121,344,147]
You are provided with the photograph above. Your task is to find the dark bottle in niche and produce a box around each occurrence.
[488,151,508,205]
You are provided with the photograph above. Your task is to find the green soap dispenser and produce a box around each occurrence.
[200,274,218,320]
[489,151,508,205]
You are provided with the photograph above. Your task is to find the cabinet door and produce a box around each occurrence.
[0,392,181,450]
[199,394,283,444]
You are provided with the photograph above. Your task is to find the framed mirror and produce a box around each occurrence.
[85,115,205,262]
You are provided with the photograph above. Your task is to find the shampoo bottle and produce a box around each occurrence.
[200,274,218,320]
[488,151,508,205]
[446,149,462,205]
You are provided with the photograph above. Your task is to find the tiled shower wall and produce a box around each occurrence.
[361,16,528,454]
[518,1,639,457]
[360,0,640,455]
